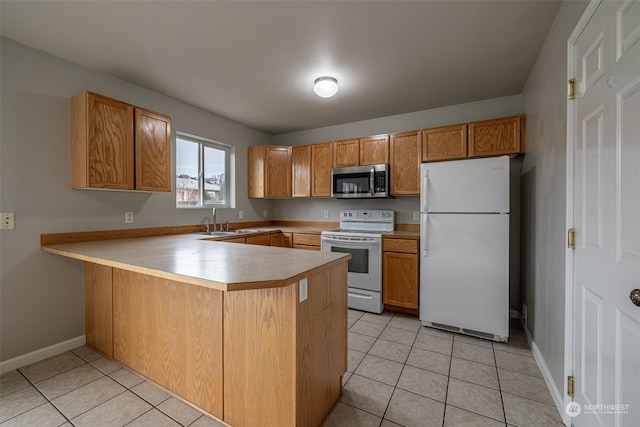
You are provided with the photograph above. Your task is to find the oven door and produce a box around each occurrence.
[320,235,381,292]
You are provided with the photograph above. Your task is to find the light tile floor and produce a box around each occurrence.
[322,310,565,427]
[0,311,564,427]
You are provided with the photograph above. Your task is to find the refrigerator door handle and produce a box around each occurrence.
[421,172,429,213]
[421,171,429,257]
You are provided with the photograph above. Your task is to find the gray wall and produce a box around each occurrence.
[520,0,588,394]
[0,37,272,361]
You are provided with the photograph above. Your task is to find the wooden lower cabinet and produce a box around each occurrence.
[382,238,419,311]
[85,261,347,426]
[271,232,293,247]
[292,232,321,251]
[245,233,271,246]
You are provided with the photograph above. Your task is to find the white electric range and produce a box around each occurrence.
[321,209,394,313]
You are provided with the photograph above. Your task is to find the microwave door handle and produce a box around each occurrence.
[370,166,375,196]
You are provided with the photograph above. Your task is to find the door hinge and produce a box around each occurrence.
[568,375,575,397]
[568,228,576,249]
[568,78,576,100]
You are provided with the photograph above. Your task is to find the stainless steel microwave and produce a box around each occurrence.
[332,164,390,198]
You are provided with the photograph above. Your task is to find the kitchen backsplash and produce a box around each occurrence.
[269,196,420,224]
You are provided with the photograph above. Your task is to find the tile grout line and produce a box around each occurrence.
[13,361,74,426]
[491,340,509,426]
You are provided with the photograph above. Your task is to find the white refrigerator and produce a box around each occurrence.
[419,155,511,342]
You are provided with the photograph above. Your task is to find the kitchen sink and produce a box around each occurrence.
[198,229,267,236]
[199,231,238,236]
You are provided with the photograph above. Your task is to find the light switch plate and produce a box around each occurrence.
[299,278,308,302]
[239,210,244,219]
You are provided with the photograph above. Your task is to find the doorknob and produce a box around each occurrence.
[631,289,640,307]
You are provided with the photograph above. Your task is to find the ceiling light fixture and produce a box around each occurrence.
[314,76,339,98]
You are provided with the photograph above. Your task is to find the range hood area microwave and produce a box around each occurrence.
[332,164,390,199]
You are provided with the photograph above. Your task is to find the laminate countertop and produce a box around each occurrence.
[42,233,349,292]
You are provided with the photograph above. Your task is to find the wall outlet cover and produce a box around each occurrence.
[299,278,308,302]
[413,211,420,221]
[125,212,134,224]
[323,210,329,219]
[239,210,244,219]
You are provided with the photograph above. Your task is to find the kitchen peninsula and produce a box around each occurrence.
[41,233,350,427]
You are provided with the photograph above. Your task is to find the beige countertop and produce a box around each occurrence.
[42,233,349,292]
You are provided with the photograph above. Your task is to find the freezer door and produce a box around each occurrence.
[420,213,509,339]
[421,155,509,213]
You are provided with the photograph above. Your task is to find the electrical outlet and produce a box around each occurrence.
[239,210,244,219]
[125,212,134,224]
[323,210,329,219]
[263,209,268,218]
[299,278,308,302]
[1,212,15,230]
[413,211,420,221]
[522,303,528,328]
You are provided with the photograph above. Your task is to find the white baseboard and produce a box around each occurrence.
[0,335,86,374]
[523,325,568,426]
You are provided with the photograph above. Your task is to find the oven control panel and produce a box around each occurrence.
[339,209,395,232]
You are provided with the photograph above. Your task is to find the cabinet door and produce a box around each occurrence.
[468,115,524,157]
[390,130,421,195]
[248,146,265,198]
[72,92,134,189]
[135,109,172,191]
[311,143,332,197]
[246,234,271,246]
[422,124,467,162]
[333,139,359,168]
[383,252,418,309]
[265,146,292,197]
[292,145,311,197]
[360,134,389,165]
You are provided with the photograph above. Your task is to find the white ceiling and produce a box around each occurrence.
[0,0,561,135]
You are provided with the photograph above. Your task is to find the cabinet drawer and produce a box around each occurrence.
[383,238,418,254]
[292,233,321,247]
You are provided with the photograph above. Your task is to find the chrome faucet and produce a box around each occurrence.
[212,207,217,232]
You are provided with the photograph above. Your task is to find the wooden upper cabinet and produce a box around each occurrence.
[71,91,172,192]
[135,109,171,191]
[422,124,467,162]
[360,134,389,165]
[390,130,421,195]
[292,145,311,197]
[311,143,332,197]
[332,139,359,168]
[71,92,135,190]
[468,115,525,158]
[248,145,292,198]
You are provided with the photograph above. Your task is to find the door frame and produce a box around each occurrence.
[564,1,603,425]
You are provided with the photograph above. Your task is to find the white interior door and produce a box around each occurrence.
[571,1,640,426]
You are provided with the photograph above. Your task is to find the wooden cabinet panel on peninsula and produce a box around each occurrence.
[71,91,171,191]
[311,142,332,197]
[390,130,421,195]
[383,237,419,311]
[248,145,292,198]
[468,115,525,158]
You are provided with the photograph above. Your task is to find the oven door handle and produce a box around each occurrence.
[321,236,381,245]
